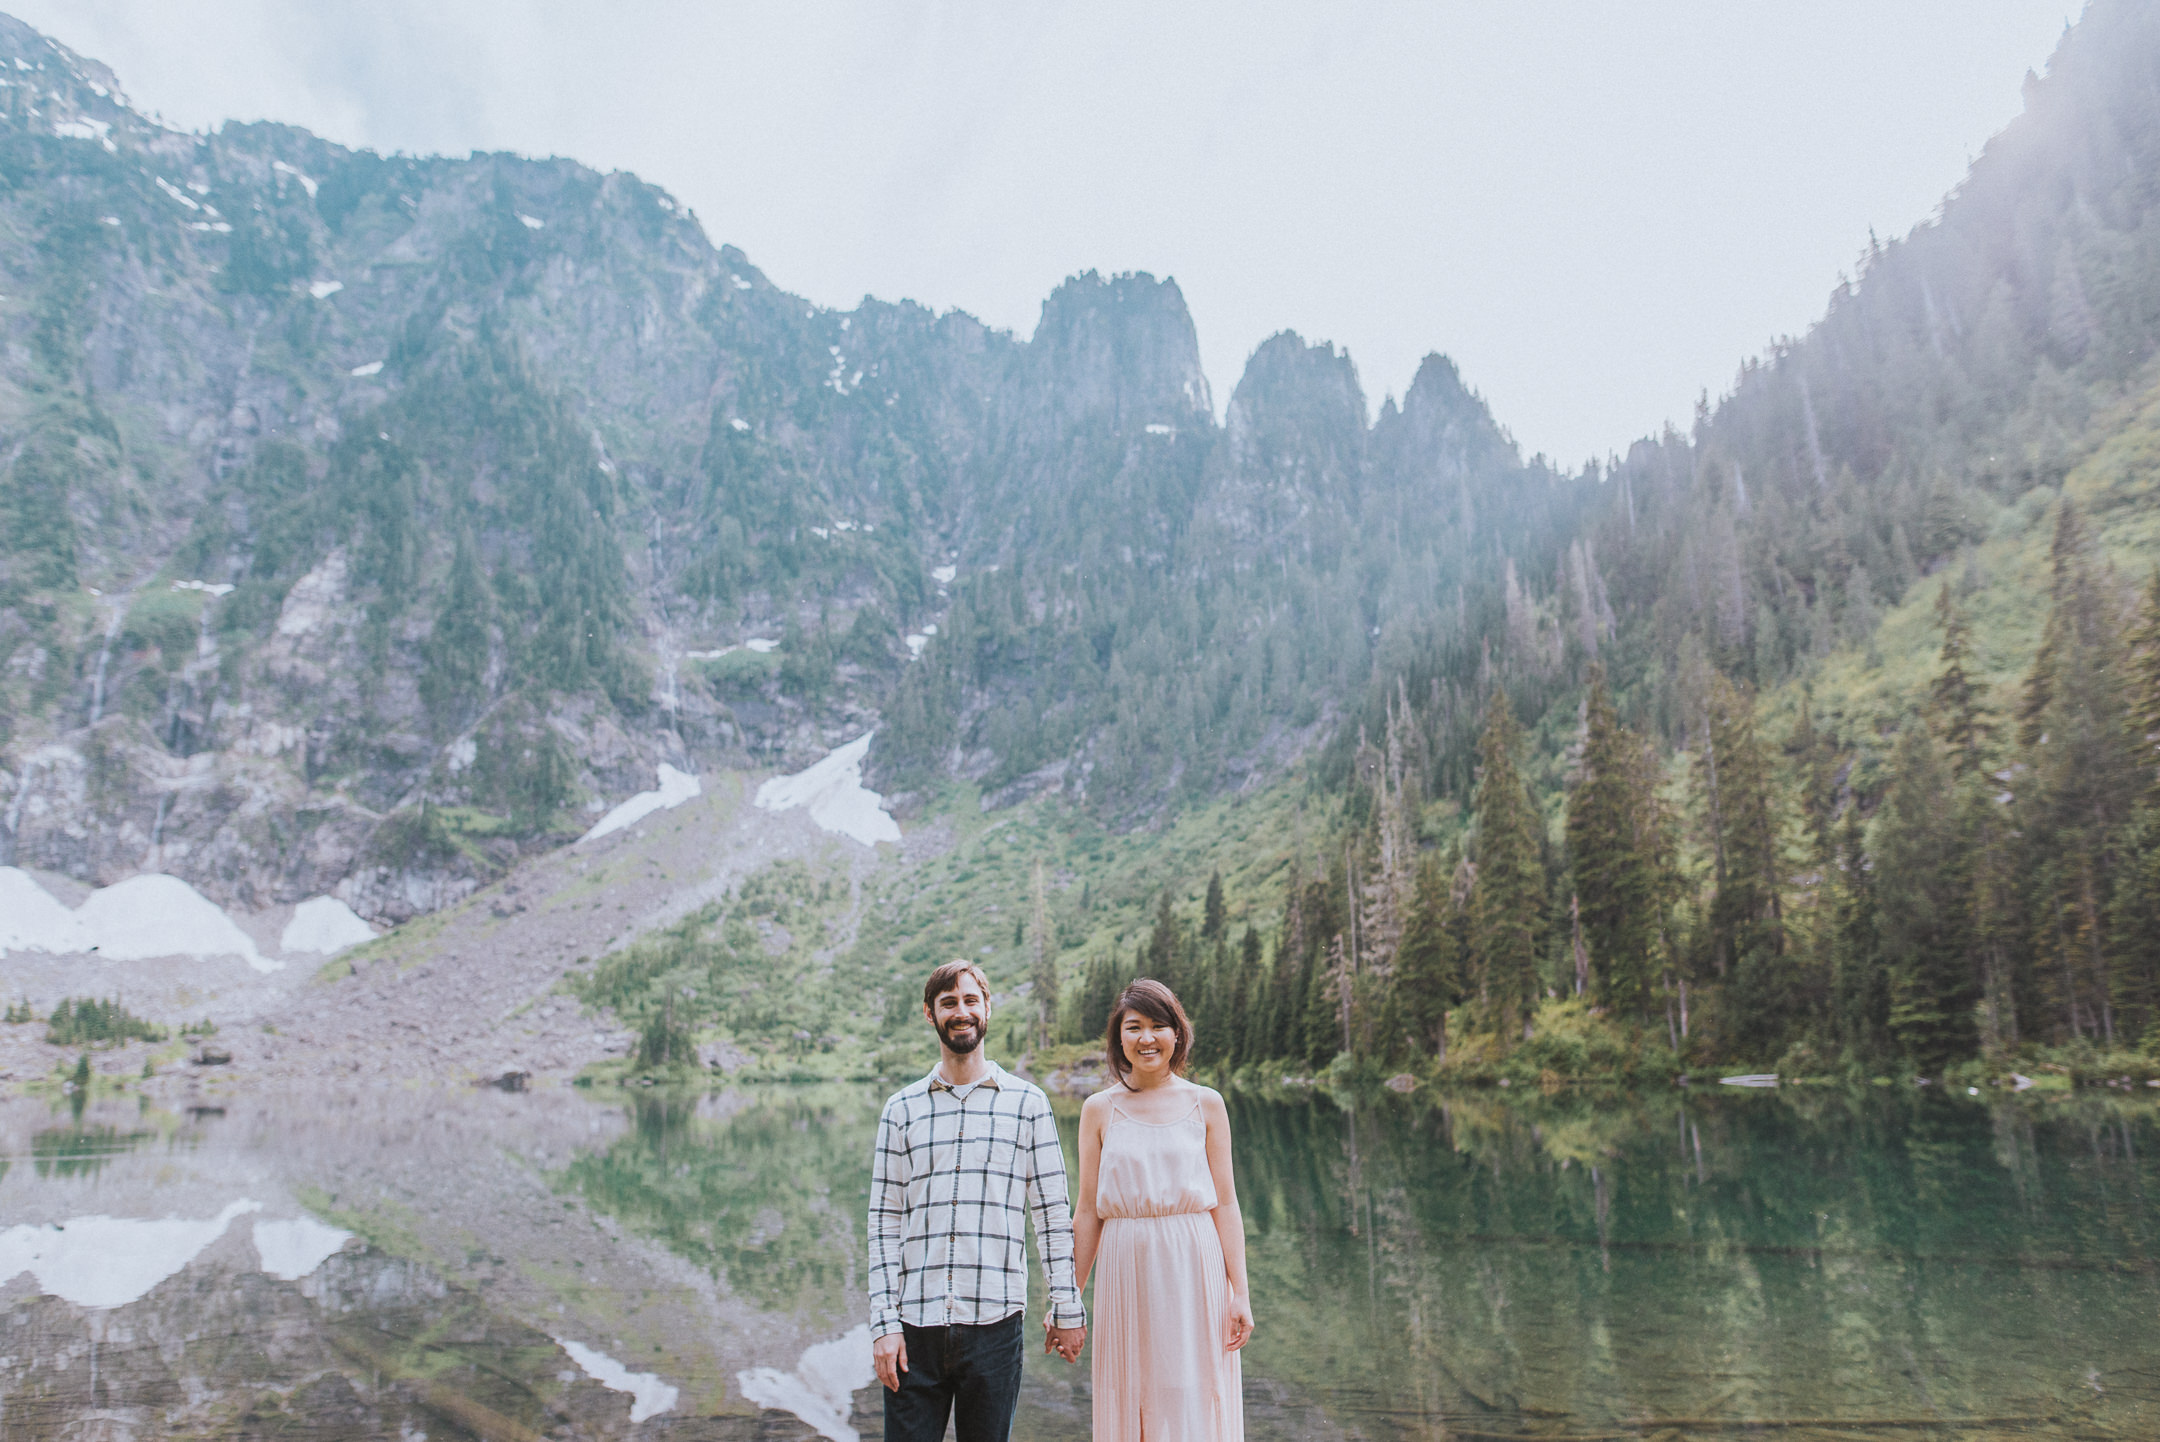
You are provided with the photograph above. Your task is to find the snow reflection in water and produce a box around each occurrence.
[0,1083,2153,1440]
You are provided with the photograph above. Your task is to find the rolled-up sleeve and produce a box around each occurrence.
[867,1100,909,1339]
[1022,1093,1086,1329]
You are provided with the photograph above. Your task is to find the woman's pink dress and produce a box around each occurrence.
[1092,1098,1243,1442]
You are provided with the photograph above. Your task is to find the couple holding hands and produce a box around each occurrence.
[869,961,1253,1442]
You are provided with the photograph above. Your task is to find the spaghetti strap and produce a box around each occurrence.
[1108,1097,1203,1128]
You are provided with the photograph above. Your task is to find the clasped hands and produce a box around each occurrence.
[1044,1320,1085,1362]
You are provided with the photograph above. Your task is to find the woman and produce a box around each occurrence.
[1070,979,1252,1442]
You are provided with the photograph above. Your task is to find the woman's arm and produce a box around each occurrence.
[1202,1089,1254,1351]
[1071,1093,1107,1294]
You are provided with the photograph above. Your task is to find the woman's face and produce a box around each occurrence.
[1119,1010,1178,1080]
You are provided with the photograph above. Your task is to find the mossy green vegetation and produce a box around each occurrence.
[45,996,166,1047]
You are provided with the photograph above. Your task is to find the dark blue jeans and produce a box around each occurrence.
[884,1311,1024,1442]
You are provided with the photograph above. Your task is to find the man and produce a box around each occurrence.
[869,959,1085,1441]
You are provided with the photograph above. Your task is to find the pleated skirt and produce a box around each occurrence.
[1092,1212,1243,1442]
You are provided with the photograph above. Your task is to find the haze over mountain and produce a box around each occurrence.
[7,3,2160,1084]
[0,9,1563,921]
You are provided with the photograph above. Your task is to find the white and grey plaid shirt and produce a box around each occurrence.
[868,1059,1085,1338]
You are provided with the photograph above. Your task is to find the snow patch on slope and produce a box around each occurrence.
[580,764,701,845]
[0,868,90,953]
[0,868,279,971]
[280,896,377,955]
[76,874,276,970]
[754,735,900,847]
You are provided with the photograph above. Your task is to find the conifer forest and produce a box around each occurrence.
[6,5,2160,1090]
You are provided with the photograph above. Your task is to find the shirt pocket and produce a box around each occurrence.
[984,1110,1024,1179]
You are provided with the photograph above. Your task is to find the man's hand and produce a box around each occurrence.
[1043,1322,1085,1362]
[873,1331,909,1391]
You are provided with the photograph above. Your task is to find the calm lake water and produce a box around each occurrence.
[0,1079,2153,1440]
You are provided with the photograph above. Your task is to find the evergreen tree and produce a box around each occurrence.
[1789,688,1841,868]
[1071,950,1121,1044]
[1188,935,1229,1068]
[1229,925,1262,1068]
[2106,568,2160,1041]
[1931,585,1991,776]
[1145,891,1182,997]
[1701,673,1793,1056]
[2127,569,2160,794]
[1470,688,1545,1037]
[1028,859,1057,1050]
[2018,499,2137,1045]
[1830,803,1890,1066]
[1296,868,1344,1067]
[1393,855,1462,1059]
[1202,870,1226,942]
[1242,928,1277,1065]
[1873,726,1979,1069]
[1566,666,1660,1016]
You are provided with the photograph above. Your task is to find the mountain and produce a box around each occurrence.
[1253,0,2160,1078]
[0,13,1556,923]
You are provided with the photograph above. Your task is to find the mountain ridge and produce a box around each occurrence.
[0,11,1546,923]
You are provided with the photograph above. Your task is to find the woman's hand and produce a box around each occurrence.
[1226,1293,1255,1352]
[1044,1320,1085,1362]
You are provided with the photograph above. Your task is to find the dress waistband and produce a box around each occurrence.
[1100,1207,1213,1221]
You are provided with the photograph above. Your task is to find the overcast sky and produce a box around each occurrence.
[12,1,2076,466]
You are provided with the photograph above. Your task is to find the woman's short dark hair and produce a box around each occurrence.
[1103,978,1192,1086]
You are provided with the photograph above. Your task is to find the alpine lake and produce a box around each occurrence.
[1,1076,2154,1442]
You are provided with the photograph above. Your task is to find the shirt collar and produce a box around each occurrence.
[928,1058,1005,1093]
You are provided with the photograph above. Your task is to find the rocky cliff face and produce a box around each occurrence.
[0,16,1553,921]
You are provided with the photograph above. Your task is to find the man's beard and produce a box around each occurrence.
[940,1017,982,1053]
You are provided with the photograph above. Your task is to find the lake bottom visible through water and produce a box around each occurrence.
[0,1079,2153,1441]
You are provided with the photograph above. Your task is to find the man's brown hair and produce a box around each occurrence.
[923,959,992,1012]
[1103,977,1192,1086]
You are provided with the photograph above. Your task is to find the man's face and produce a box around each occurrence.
[926,972,989,1055]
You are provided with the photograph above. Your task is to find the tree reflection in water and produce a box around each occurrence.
[0,1083,2151,1439]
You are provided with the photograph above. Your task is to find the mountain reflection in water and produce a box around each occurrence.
[0,1083,2152,1440]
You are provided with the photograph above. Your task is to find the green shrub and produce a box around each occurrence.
[47,997,165,1047]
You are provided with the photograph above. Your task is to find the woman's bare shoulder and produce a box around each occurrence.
[1079,1088,1118,1119]
[1187,1081,1229,1115]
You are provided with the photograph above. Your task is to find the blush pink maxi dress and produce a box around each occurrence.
[1091,1098,1243,1442]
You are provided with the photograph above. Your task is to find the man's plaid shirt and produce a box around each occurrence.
[868,1059,1085,1338]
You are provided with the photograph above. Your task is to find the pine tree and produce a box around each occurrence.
[2127,569,2160,794]
[1071,950,1120,1043]
[1029,859,1057,1050]
[1202,870,1226,942]
[2019,498,2137,1045]
[1701,673,1792,1055]
[1145,891,1182,997]
[1393,856,1462,1058]
[1230,925,1262,1068]
[1931,585,1991,776]
[1830,803,1889,1066]
[1471,688,1545,1038]
[1789,687,1840,867]
[1566,666,1659,1016]
[2107,569,2160,1042]
[1873,725,1978,1069]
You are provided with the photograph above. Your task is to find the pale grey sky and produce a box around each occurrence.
[12,2,2075,466]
